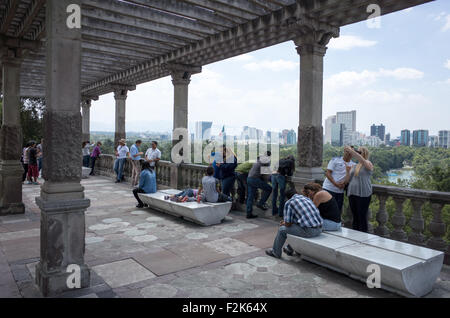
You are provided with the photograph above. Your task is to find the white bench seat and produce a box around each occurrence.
[138,189,232,226]
[82,167,90,179]
[287,228,444,297]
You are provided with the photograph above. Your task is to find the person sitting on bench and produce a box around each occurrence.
[133,161,157,208]
[302,183,342,231]
[198,166,232,203]
[265,188,323,259]
[165,189,200,202]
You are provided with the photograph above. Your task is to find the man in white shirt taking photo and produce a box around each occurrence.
[145,141,161,169]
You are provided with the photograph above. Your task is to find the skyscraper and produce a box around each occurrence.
[412,130,429,147]
[438,130,450,148]
[401,130,411,146]
[331,123,345,146]
[336,111,356,132]
[370,124,385,143]
[324,115,336,144]
[194,121,213,140]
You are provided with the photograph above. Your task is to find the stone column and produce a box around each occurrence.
[113,88,127,147]
[163,63,201,156]
[0,50,25,215]
[35,0,90,297]
[291,19,339,184]
[81,99,91,142]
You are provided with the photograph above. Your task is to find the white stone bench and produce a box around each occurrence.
[287,227,444,297]
[82,167,90,179]
[138,189,232,226]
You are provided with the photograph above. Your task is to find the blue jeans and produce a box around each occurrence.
[221,175,236,197]
[114,158,126,181]
[272,224,322,258]
[271,174,286,217]
[38,157,43,172]
[83,155,90,168]
[322,219,342,231]
[176,189,195,197]
[246,177,272,215]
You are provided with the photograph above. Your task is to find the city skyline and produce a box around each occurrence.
[89,1,450,138]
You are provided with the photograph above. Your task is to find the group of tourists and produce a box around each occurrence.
[82,141,102,176]
[21,139,43,185]
[265,145,374,259]
[123,139,374,256]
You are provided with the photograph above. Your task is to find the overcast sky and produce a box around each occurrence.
[90,0,450,138]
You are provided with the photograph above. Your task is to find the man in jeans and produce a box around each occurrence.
[114,139,129,183]
[271,155,295,217]
[130,140,144,187]
[90,141,102,176]
[246,151,272,219]
[322,148,355,213]
[266,189,323,259]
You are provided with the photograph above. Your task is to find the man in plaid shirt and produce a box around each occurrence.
[266,189,323,258]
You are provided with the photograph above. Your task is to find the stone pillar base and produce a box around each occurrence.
[35,262,90,297]
[35,196,90,297]
[291,167,325,190]
[0,160,25,215]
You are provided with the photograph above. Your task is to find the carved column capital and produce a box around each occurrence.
[289,16,340,57]
[162,63,202,86]
[111,84,135,100]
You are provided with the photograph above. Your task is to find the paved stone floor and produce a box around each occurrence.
[1,176,449,298]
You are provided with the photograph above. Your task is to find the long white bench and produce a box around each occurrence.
[287,228,444,297]
[138,189,232,226]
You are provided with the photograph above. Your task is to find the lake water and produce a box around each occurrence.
[387,168,415,184]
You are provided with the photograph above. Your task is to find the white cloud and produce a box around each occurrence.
[243,59,299,72]
[445,60,450,70]
[378,68,424,80]
[325,67,424,91]
[443,14,450,31]
[434,12,446,21]
[328,35,377,50]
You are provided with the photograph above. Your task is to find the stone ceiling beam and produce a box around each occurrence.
[207,0,268,15]
[81,27,177,52]
[0,0,20,34]
[84,0,224,35]
[181,0,260,20]
[83,6,204,42]
[14,0,46,38]
[127,0,243,27]
[81,16,187,48]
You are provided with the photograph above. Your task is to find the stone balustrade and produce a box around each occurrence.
[95,155,450,263]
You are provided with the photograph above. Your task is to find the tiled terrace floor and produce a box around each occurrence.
[1,176,449,298]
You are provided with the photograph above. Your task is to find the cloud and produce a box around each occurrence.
[243,59,299,72]
[443,14,450,31]
[328,35,377,50]
[445,60,450,70]
[325,67,424,91]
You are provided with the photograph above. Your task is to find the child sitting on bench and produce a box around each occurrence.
[164,166,232,203]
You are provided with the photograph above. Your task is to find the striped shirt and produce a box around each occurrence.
[284,194,323,228]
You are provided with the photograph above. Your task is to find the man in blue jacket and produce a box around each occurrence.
[217,146,237,197]
[132,161,157,208]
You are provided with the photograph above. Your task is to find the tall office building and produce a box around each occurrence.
[194,121,213,140]
[287,129,296,145]
[331,123,345,146]
[401,130,411,146]
[412,130,429,147]
[370,124,386,143]
[438,130,450,148]
[324,115,336,144]
[336,111,356,132]
[428,135,439,148]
